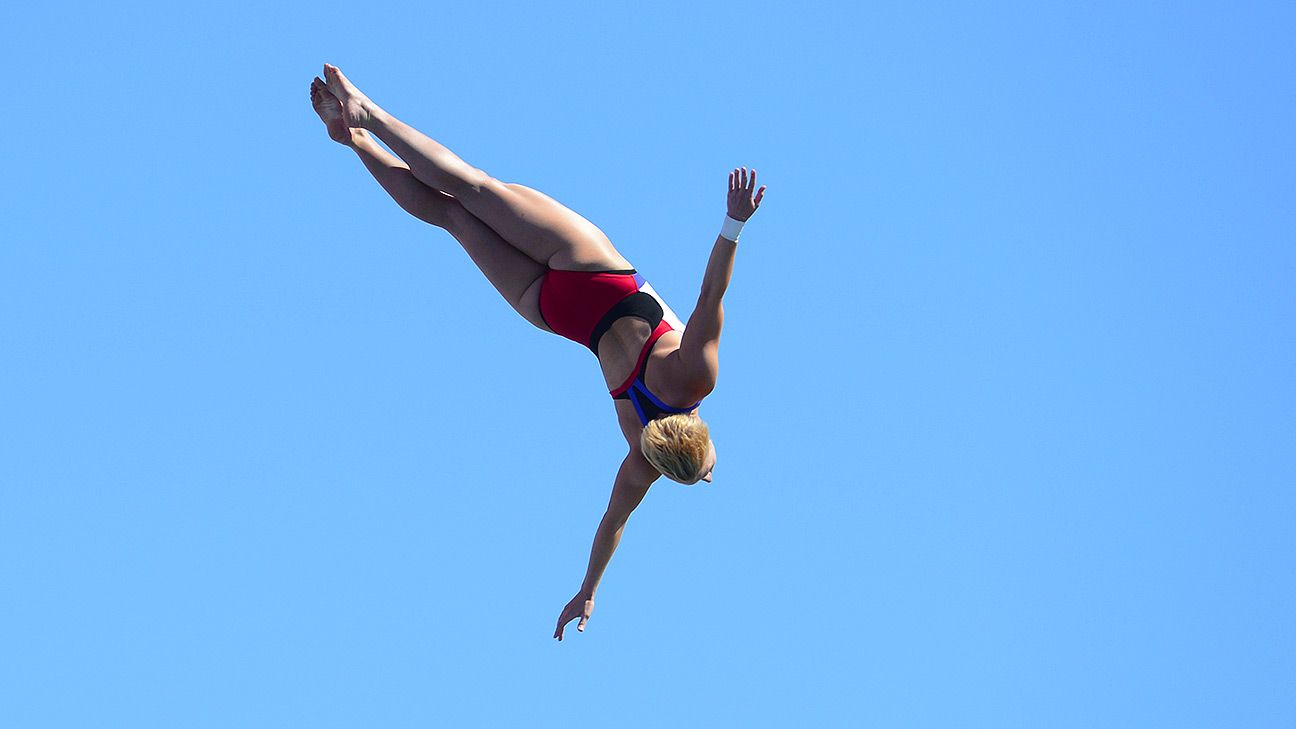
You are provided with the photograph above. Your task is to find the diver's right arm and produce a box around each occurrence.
[553,451,660,640]
[679,168,765,392]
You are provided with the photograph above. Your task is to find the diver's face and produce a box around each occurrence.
[698,440,716,483]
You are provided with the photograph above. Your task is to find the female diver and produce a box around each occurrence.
[308,65,765,640]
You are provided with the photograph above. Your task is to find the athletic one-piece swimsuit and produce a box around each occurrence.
[537,268,703,425]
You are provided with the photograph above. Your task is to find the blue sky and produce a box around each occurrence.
[2,1,1293,727]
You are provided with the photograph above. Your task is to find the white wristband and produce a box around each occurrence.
[720,215,745,242]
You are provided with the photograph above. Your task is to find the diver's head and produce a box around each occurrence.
[640,413,716,484]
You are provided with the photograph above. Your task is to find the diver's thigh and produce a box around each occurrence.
[499,183,632,270]
[445,202,549,329]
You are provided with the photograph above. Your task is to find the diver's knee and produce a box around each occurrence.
[450,167,494,196]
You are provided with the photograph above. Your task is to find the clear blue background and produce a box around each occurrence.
[2,1,1293,727]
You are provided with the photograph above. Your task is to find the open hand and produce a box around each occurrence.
[553,592,594,641]
[727,167,766,222]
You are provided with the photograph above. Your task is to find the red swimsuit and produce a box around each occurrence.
[538,268,702,424]
[538,268,648,348]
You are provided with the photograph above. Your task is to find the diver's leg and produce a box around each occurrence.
[351,131,550,330]
[350,131,550,330]
[312,80,549,329]
[322,64,630,271]
[349,129,456,227]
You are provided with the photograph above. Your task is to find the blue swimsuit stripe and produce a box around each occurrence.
[626,380,700,426]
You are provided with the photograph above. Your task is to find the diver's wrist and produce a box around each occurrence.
[720,215,745,242]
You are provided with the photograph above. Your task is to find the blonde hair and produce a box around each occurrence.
[640,414,711,482]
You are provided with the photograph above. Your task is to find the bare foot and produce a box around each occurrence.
[310,77,352,145]
[322,64,377,129]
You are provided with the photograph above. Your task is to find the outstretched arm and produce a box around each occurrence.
[554,452,661,640]
[678,168,766,391]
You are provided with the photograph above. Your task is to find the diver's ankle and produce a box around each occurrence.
[346,128,365,146]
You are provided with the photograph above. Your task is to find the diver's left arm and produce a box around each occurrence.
[679,167,766,388]
[553,452,660,641]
